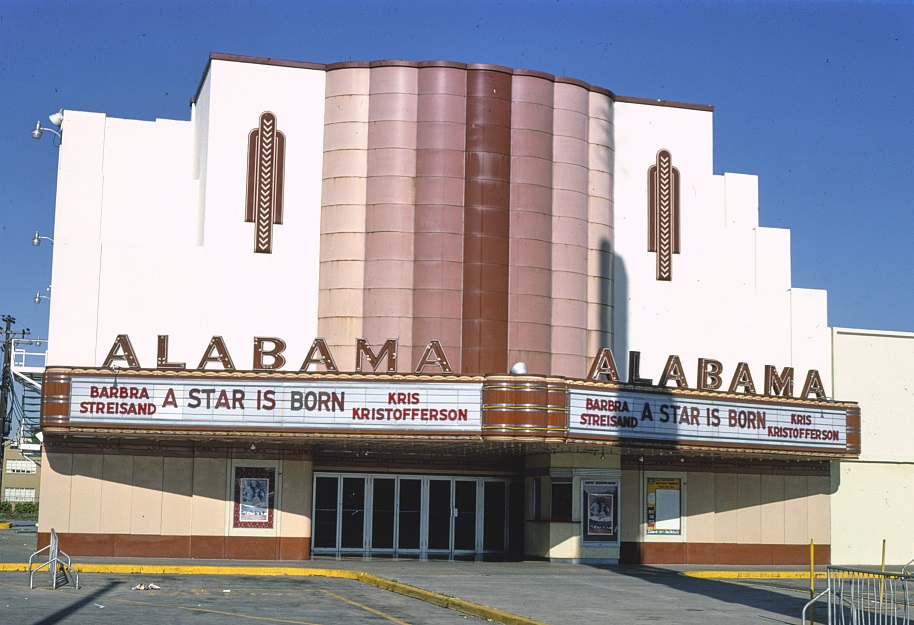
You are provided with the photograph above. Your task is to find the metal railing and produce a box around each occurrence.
[11,337,47,373]
[802,566,914,625]
[28,529,79,590]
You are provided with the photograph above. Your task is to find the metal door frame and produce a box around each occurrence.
[312,472,512,559]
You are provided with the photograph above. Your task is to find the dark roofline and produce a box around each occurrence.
[191,52,713,112]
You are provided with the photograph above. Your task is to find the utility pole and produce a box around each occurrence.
[0,315,30,505]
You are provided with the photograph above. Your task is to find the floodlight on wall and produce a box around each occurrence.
[32,230,53,246]
[509,361,528,375]
[31,109,64,142]
[49,108,64,127]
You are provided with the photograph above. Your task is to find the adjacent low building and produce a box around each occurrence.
[2,440,41,507]
[37,53,906,565]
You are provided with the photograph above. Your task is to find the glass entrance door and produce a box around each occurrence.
[371,478,395,552]
[312,473,511,559]
[340,477,365,551]
[427,479,452,554]
[397,478,422,554]
[454,480,477,553]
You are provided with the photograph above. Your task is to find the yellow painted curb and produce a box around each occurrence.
[682,570,827,580]
[0,563,548,625]
[0,523,11,529]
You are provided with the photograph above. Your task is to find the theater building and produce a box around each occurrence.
[37,54,864,564]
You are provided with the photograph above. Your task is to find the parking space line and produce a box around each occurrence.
[115,597,323,625]
[322,589,413,625]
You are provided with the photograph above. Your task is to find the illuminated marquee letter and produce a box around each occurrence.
[157,335,186,370]
[355,339,398,373]
[697,358,723,391]
[727,362,757,394]
[102,334,140,369]
[587,348,620,382]
[764,365,794,398]
[801,370,827,401]
[628,351,653,385]
[299,338,339,373]
[196,336,236,371]
[658,355,689,388]
[253,337,287,370]
[415,341,453,374]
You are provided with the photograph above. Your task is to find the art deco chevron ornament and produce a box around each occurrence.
[245,112,286,254]
[647,149,680,281]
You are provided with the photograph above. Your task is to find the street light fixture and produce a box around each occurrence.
[32,231,53,247]
[31,108,64,142]
[33,286,51,305]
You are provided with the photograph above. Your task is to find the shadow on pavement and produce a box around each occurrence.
[600,564,820,624]
[29,580,122,625]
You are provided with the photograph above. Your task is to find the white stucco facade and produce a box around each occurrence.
[48,59,327,370]
[612,100,829,392]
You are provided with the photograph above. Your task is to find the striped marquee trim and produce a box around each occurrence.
[647,149,681,281]
[245,112,286,254]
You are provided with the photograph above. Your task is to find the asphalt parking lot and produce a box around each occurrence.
[0,526,833,625]
[1,572,494,625]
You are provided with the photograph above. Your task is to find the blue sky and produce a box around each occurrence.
[1,0,912,343]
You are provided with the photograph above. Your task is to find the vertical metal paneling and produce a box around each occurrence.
[461,68,512,374]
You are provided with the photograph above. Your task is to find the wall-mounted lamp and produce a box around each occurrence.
[33,285,51,305]
[32,230,53,246]
[31,108,64,142]
[509,361,528,375]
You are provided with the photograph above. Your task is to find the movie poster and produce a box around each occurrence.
[582,481,619,544]
[233,467,275,529]
[646,477,681,535]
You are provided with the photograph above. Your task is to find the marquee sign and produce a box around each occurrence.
[568,386,849,452]
[42,368,858,456]
[65,376,482,432]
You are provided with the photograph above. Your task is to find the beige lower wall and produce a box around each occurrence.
[191,456,227,535]
[38,447,313,540]
[37,447,72,531]
[831,461,914,565]
[162,457,193,536]
[621,468,830,547]
[279,458,313,537]
[524,521,621,561]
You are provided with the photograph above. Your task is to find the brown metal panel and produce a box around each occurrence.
[41,370,71,426]
[481,376,567,437]
[461,74,512,374]
[845,406,861,455]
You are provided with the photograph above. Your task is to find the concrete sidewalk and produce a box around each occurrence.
[0,527,823,625]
